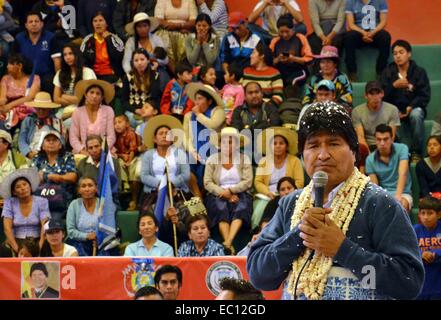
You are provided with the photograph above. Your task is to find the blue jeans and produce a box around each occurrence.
[408,107,425,155]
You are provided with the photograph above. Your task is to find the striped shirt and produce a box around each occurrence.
[241,67,284,106]
[198,0,228,36]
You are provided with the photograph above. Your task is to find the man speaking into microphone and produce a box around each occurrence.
[247,101,424,300]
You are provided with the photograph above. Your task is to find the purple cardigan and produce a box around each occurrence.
[69,105,116,153]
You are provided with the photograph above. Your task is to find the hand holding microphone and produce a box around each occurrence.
[299,171,346,257]
[302,171,330,227]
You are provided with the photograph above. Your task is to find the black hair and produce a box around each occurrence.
[153,47,167,60]
[91,11,107,27]
[227,62,243,81]
[277,176,297,192]
[30,262,48,277]
[19,239,40,257]
[419,196,441,212]
[185,214,210,233]
[375,124,393,136]
[134,18,152,45]
[298,101,359,161]
[426,135,441,147]
[79,84,105,106]
[195,90,216,109]
[392,39,412,53]
[277,13,294,29]
[244,81,262,93]
[8,54,33,75]
[195,13,214,40]
[254,41,273,66]
[59,43,84,93]
[25,10,43,22]
[154,125,171,137]
[137,211,159,229]
[130,48,153,92]
[271,134,289,149]
[11,177,32,198]
[175,61,193,76]
[154,265,183,287]
[86,134,103,147]
[134,286,164,300]
[78,176,98,187]
[198,66,216,83]
[218,278,265,300]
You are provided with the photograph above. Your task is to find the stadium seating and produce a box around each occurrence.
[116,211,140,244]
[410,163,420,224]
[411,45,441,81]
[427,80,441,121]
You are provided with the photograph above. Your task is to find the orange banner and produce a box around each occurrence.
[0,257,282,300]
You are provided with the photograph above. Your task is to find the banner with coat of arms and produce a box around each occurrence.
[0,257,282,300]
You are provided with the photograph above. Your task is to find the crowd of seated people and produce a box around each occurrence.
[0,2,439,297]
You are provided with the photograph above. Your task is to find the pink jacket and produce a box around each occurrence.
[69,105,116,153]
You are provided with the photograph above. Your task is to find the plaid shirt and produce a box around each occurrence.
[115,127,139,157]
[177,239,225,257]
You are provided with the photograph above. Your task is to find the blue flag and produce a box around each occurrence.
[154,174,170,238]
[96,140,119,251]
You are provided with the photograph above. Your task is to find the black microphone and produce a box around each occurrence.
[313,171,328,208]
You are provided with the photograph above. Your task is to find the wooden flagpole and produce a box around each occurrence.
[165,161,178,256]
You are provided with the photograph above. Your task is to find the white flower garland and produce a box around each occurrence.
[287,168,370,300]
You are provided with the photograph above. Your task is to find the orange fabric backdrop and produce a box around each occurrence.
[0,257,283,300]
[225,0,441,45]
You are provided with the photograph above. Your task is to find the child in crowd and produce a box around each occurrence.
[17,239,40,257]
[160,62,194,122]
[135,101,159,154]
[198,66,217,89]
[114,114,141,211]
[221,63,244,125]
[152,47,169,69]
[414,196,441,299]
[416,135,441,198]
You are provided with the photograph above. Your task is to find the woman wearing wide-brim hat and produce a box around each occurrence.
[0,168,51,256]
[122,12,167,73]
[69,79,116,155]
[303,45,353,109]
[19,92,65,160]
[252,126,304,229]
[138,114,192,247]
[204,127,253,254]
[183,83,226,196]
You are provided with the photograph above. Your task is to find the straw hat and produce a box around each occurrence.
[0,129,12,144]
[24,92,61,109]
[125,12,160,35]
[0,167,40,199]
[143,115,183,150]
[185,83,224,108]
[74,79,115,105]
[256,126,298,155]
[210,127,250,149]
